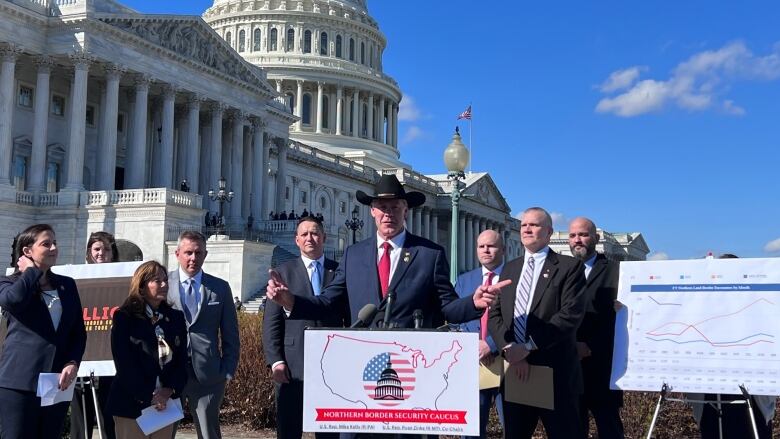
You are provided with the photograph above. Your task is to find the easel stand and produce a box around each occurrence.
[75,371,106,439]
[646,383,760,439]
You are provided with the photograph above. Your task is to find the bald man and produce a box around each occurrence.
[454,230,506,438]
[568,217,623,439]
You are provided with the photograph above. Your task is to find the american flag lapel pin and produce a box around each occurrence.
[543,269,550,278]
[403,251,411,263]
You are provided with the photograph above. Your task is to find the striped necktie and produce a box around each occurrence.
[513,256,535,343]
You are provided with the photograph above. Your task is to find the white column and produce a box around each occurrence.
[392,102,399,147]
[242,120,252,220]
[295,80,303,130]
[126,75,151,189]
[316,81,324,133]
[351,89,360,138]
[431,214,439,245]
[64,53,93,191]
[366,92,374,140]
[261,135,272,218]
[275,139,288,212]
[422,208,430,239]
[275,80,283,93]
[0,44,20,188]
[465,215,474,270]
[386,101,395,146]
[335,84,343,135]
[344,91,352,135]
[378,96,386,144]
[471,216,480,269]
[251,118,265,220]
[230,112,245,222]
[96,65,123,190]
[209,103,224,211]
[159,85,176,188]
[29,56,53,192]
[413,207,422,237]
[186,95,201,193]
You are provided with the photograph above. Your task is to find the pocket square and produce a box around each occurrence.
[207,301,221,306]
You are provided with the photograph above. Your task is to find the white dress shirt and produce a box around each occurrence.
[482,263,504,285]
[376,230,406,286]
[583,253,597,280]
[301,254,326,289]
[517,246,550,315]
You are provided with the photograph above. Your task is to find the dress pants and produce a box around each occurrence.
[114,416,175,439]
[579,395,624,439]
[699,394,772,439]
[502,397,582,439]
[275,381,337,439]
[0,387,69,438]
[183,364,226,439]
[71,377,117,439]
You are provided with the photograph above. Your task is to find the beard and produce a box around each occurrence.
[570,245,594,260]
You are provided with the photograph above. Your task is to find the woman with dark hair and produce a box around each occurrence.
[106,261,187,439]
[71,231,121,439]
[0,224,87,438]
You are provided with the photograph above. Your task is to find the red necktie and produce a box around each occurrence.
[480,271,495,340]
[378,242,392,298]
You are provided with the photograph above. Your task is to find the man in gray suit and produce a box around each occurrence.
[169,231,240,439]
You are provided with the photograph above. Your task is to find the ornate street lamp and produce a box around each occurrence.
[443,127,470,283]
[208,177,234,232]
[344,205,364,244]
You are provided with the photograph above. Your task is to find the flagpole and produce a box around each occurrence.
[468,102,473,176]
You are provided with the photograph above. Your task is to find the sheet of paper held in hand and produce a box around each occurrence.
[136,398,184,435]
[479,359,502,390]
[37,373,75,407]
[503,362,554,410]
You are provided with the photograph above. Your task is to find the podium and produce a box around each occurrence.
[301,328,480,436]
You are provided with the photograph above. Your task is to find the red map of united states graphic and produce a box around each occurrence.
[318,334,462,410]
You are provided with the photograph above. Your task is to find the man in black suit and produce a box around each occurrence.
[262,216,345,439]
[488,207,587,439]
[569,217,623,439]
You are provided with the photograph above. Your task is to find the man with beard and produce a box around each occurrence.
[568,217,623,439]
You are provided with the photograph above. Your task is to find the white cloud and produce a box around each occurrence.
[398,95,422,122]
[648,252,670,261]
[764,238,780,253]
[400,126,423,144]
[598,66,644,92]
[596,41,780,117]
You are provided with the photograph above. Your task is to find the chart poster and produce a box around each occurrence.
[52,261,143,377]
[302,329,479,436]
[611,257,780,395]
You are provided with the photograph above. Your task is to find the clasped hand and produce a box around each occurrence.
[151,387,173,411]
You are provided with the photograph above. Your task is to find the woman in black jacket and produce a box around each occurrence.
[0,224,87,438]
[106,261,187,439]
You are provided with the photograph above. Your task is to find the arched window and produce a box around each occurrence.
[304,30,312,53]
[322,95,329,129]
[286,28,295,52]
[238,29,246,52]
[320,32,328,55]
[286,92,295,113]
[225,31,232,47]
[335,35,342,58]
[302,93,312,125]
[269,28,278,51]
[362,103,368,136]
[360,42,365,64]
[349,38,355,61]
[253,28,261,51]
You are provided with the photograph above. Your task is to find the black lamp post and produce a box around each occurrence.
[208,177,234,232]
[344,205,364,244]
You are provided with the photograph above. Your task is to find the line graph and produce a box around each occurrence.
[644,298,776,348]
[648,296,681,306]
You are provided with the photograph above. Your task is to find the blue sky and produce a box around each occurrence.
[123,0,780,260]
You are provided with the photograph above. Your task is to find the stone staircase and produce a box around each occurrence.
[241,244,299,314]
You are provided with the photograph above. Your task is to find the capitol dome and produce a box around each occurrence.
[203,0,403,169]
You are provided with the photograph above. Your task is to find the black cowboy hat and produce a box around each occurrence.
[356,174,426,208]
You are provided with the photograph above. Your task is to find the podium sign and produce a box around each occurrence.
[303,329,479,436]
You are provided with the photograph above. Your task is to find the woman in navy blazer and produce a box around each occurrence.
[0,224,87,438]
[106,261,187,439]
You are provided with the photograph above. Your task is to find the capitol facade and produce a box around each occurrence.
[0,0,647,300]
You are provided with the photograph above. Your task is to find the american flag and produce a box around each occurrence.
[362,352,416,407]
[457,105,472,120]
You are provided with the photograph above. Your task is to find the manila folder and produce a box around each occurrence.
[504,362,554,410]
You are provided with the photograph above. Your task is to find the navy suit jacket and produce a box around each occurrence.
[262,257,346,381]
[0,267,87,392]
[291,232,480,328]
[488,250,587,401]
[106,305,188,418]
[455,266,499,354]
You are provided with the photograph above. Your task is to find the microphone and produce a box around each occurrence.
[382,291,396,328]
[349,304,378,328]
[412,309,423,329]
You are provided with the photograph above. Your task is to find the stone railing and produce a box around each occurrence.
[270,95,291,113]
[39,192,59,207]
[287,140,375,180]
[381,168,439,192]
[245,55,399,88]
[15,191,34,206]
[255,219,298,233]
[82,188,202,208]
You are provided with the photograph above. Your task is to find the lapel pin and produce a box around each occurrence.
[543,273,549,278]
[403,252,411,263]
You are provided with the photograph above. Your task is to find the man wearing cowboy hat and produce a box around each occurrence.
[267,173,506,330]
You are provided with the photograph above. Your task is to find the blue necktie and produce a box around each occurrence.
[183,279,197,323]
[311,261,322,296]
